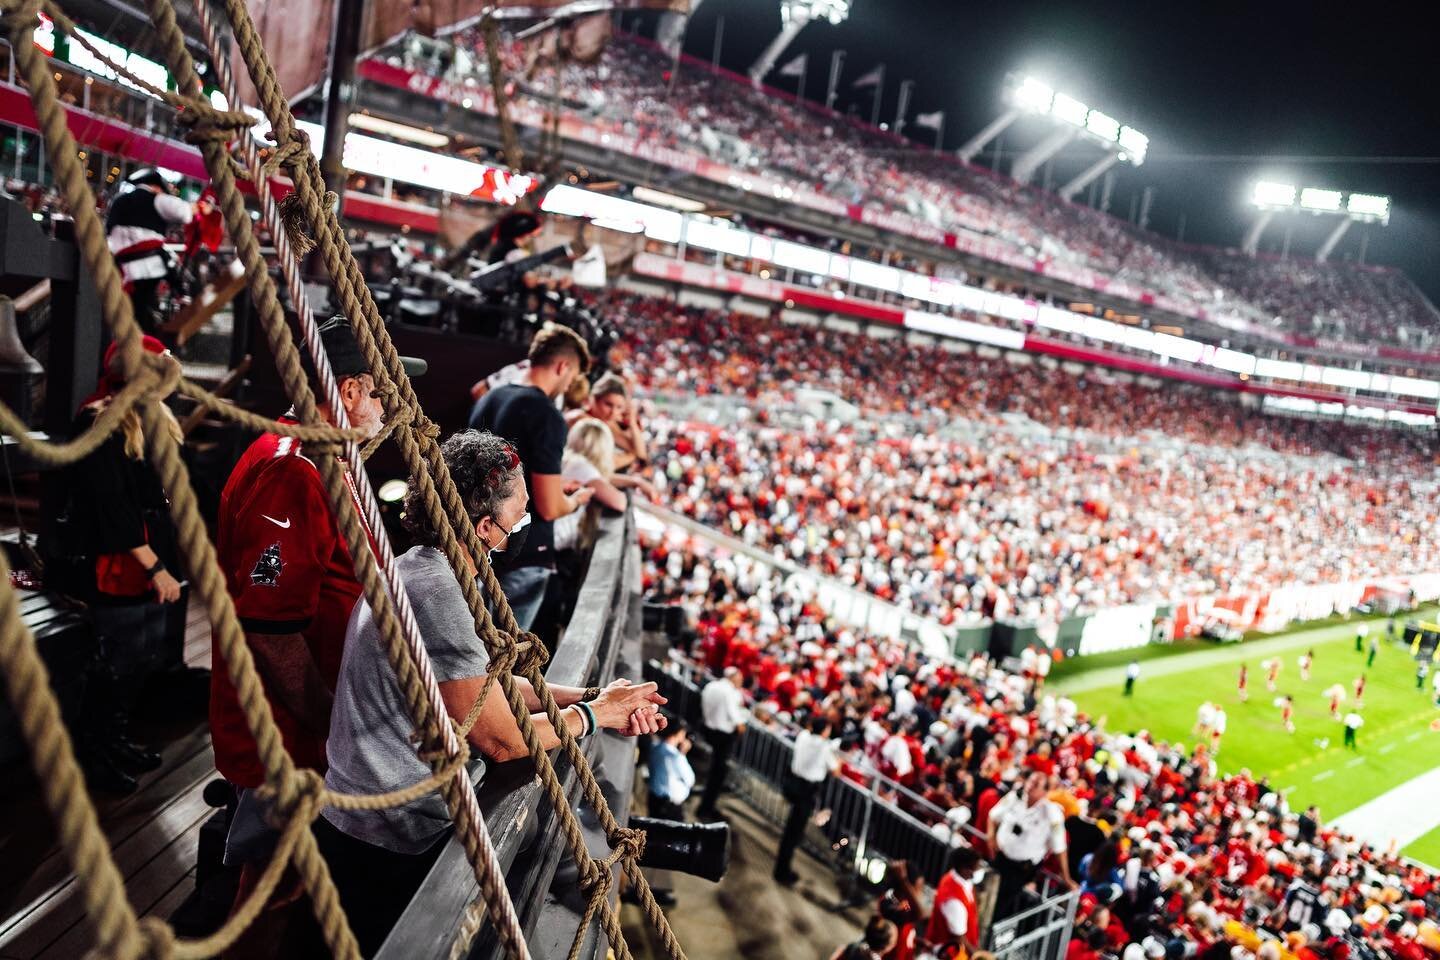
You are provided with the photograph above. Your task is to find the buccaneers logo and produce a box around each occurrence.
[250,542,283,586]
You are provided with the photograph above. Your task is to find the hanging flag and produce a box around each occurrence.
[914,110,945,130]
[851,64,884,89]
[779,52,808,78]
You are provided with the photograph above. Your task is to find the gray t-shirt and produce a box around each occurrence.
[323,546,491,854]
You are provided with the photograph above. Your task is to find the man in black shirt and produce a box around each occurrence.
[470,323,594,629]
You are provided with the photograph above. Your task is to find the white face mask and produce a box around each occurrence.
[487,511,531,559]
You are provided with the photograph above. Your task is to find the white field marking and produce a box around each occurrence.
[1329,765,1440,852]
[1378,743,1398,754]
[1312,770,1336,782]
[1345,757,1365,768]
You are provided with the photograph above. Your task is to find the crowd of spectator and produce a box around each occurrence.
[406,30,1440,350]
[646,538,1440,960]
[599,291,1439,630]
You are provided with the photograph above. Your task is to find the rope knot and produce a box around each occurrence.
[514,631,550,675]
[255,768,326,822]
[178,102,255,145]
[413,413,440,441]
[607,826,646,863]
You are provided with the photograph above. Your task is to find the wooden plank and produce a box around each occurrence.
[0,783,212,957]
[0,733,216,930]
[29,814,210,959]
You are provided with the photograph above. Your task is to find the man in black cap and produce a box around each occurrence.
[105,168,195,333]
[210,315,425,953]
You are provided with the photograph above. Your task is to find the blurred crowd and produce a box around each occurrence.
[412,31,1440,349]
[599,291,1439,630]
[647,540,1440,960]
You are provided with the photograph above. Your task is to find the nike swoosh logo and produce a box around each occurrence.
[261,514,292,529]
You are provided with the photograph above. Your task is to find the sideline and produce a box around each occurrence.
[1329,766,1440,861]
[1052,609,1435,694]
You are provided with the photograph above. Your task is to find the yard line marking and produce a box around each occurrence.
[1378,743,1398,755]
[1345,757,1365,768]
[1312,770,1336,782]
[1405,732,1422,742]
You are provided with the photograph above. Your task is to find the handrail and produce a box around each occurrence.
[377,508,639,960]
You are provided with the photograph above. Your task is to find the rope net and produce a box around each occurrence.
[0,0,688,957]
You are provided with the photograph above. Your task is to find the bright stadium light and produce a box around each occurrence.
[1014,75,1054,112]
[1051,93,1089,127]
[1118,126,1148,164]
[1347,193,1391,220]
[782,0,850,26]
[1299,187,1343,212]
[1252,181,1297,209]
[1085,109,1120,142]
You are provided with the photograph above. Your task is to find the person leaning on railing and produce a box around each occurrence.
[312,429,668,955]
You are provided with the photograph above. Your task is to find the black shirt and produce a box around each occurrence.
[469,383,566,566]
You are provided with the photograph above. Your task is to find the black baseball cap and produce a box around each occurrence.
[317,315,427,379]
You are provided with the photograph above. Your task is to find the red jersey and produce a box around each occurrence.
[209,420,370,787]
[926,870,979,948]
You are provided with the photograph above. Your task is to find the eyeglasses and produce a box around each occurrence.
[493,511,531,548]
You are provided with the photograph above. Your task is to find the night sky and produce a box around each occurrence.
[643,0,1440,301]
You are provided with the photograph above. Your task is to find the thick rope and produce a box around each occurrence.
[214,0,690,953]
[0,0,688,956]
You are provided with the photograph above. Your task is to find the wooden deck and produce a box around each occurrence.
[0,597,218,960]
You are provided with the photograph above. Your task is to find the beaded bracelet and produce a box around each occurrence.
[575,701,597,737]
[582,686,602,702]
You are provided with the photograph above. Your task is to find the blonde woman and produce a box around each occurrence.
[553,417,659,551]
[66,335,184,794]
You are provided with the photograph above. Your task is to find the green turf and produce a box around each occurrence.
[1054,616,1440,822]
[1404,825,1440,869]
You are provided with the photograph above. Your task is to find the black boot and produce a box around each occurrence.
[80,744,139,796]
[108,734,163,772]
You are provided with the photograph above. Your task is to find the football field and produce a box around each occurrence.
[1051,609,1440,866]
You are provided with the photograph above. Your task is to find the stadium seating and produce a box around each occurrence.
[606,290,1438,630]
[426,31,1440,350]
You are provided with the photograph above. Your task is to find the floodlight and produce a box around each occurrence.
[1252,181,1296,208]
[1085,110,1120,142]
[1299,187,1342,212]
[1051,93,1088,127]
[781,0,850,27]
[1347,193,1390,219]
[1014,76,1054,112]
[1118,126,1148,164]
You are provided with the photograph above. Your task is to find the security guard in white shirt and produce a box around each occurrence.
[697,666,747,818]
[985,771,1074,917]
[774,714,839,885]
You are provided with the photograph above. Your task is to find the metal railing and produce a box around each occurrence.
[985,878,1080,960]
[644,652,981,885]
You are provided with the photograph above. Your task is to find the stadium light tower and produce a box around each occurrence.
[962,74,1149,187]
[748,0,850,86]
[1244,181,1390,259]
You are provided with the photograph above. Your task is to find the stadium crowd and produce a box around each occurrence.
[408,31,1440,349]
[645,539,1440,960]
[599,291,1439,629]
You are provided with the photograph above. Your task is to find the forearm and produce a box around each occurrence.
[473,703,586,762]
[518,678,586,712]
[128,544,160,569]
